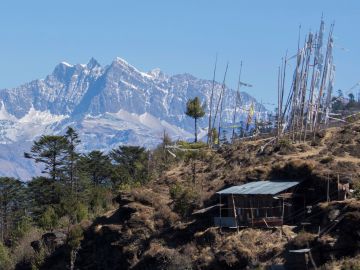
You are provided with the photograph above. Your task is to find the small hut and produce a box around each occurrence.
[214,180,302,228]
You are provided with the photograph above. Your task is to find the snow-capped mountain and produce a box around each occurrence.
[0,57,265,179]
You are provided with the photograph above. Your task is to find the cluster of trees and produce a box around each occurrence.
[332,90,360,111]
[0,95,206,268]
[0,127,175,268]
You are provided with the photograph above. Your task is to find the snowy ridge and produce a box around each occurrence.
[0,57,266,179]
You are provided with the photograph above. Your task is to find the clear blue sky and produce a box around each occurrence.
[0,0,359,108]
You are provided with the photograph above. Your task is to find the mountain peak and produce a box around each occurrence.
[87,57,101,69]
[148,68,167,80]
[52,61,76,80]
[114,56,131,66]
[60,61,73,68]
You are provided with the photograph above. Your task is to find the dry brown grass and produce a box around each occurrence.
[10,227,44,266]
[291,231,317,248]
[140,242,193,270]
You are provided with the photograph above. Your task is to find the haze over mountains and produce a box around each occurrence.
[0,57,265,179]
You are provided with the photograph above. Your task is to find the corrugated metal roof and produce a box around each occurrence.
[216,180,301,195]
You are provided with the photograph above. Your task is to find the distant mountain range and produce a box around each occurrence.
[0,57,266,179]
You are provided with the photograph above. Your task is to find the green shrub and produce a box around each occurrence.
[177,141,207,150]
[88,186,113,216]
[170,184,199,218]
[0,242,12,270]
[68,225,84,250]
[75,203,89,222]
[320,156,334,164]
[38,206,58,231]
[60,196,89,224]
[11,215,33,242]
[353,180,360,200]
[292,231,316,248]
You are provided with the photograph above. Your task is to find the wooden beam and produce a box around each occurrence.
[231,194,239,233]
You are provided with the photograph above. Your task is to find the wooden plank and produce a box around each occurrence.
[231,194,239,233]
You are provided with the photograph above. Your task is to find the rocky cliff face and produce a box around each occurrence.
[0,57,265,179]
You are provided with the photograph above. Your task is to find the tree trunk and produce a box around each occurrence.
[70,247,79,270]
[194,118,198,143]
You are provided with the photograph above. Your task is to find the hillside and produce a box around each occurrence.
[26,121,360,270]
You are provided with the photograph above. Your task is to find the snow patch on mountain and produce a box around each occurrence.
[0,56,266,179]
[19,105,68,124]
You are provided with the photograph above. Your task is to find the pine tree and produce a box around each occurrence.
[185,97,206,142]
[0,177,25,242]
[78,151,112,186]
[150,131,174,176]
[64,127,81,193]
[24,135,69,182]
[110,146,149,185]
[220,129,228,145]
[27,177,61,221]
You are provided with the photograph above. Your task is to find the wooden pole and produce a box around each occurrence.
[212,63,229,143]
[305,34,318,141]
[277,66,281,142]
[337,173,340,200]
[280,52,287,136]
[313,23,335,140]
[232,62,242,142]
[250,196,254,227]
[282,198,285,225]
[307,243,318,270]
[327,173,330,202]
[231,194,239,233]
[207,54,218,146]
[299,34,313,142]
[219,194,222,232]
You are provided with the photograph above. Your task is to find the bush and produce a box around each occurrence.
[352,180,360,200]
[31,241,50,270]
[0,242,12,270]
[88,186,113,215]
[68,225,84,250]
[320,156,334,164]
[292,231,316,248]
[60,196,89,224]
[11,215,33,243]
[274,139,296,155]
[38,206,58,231]
[170,184,199,218]
[341,258,360,270]
[177,141,207,150]
[10,227,43,269]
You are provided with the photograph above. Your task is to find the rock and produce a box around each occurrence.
[30,240,41,252]
[42,231,67,251]
[328,209,340,221]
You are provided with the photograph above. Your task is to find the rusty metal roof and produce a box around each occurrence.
[216,180,301,195]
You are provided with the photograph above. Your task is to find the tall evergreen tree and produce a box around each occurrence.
[185,97,206,142]
[64,127,81,192]
[110,146,149,185]
[220,129,228,145]
[0,177,25,242]
[78,151,113,186]
[24,135,68,182]
[27,177,61,220]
